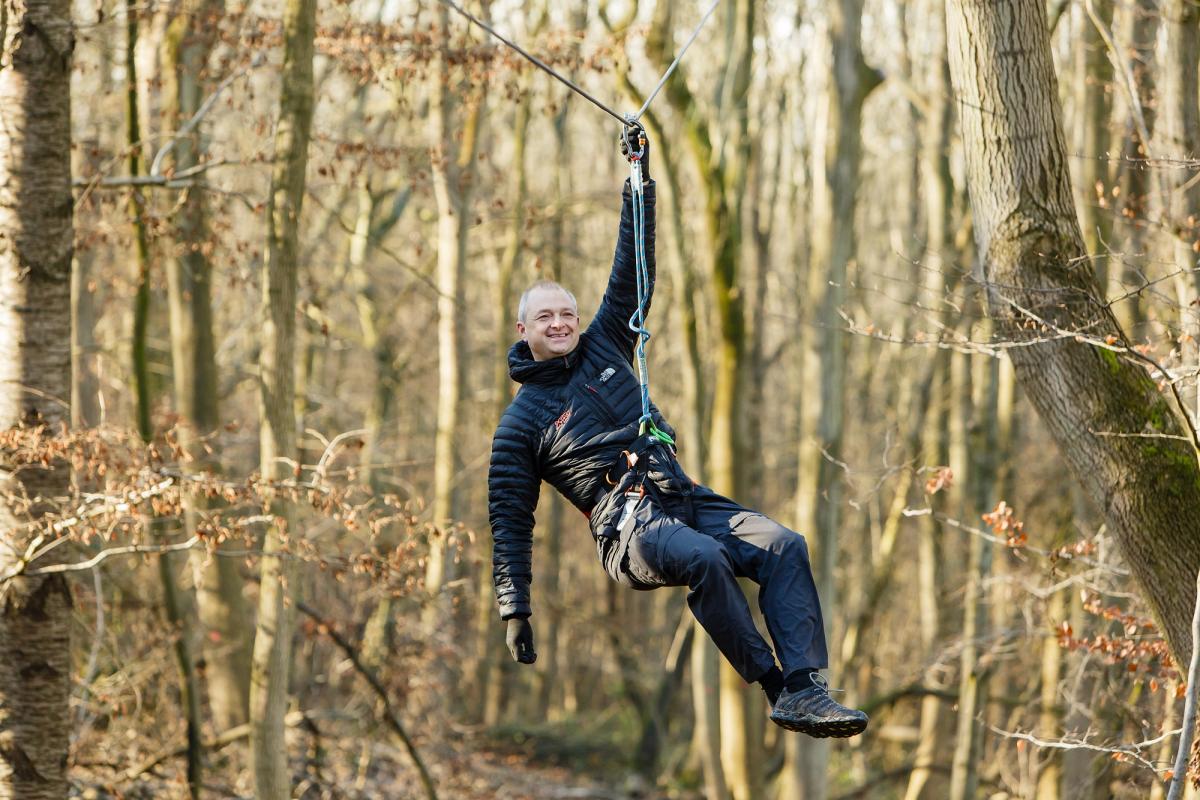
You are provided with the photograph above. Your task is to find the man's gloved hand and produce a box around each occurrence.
[506,617,537,664]
[620,122,650,181]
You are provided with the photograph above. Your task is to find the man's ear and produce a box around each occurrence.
[516,321,527,340]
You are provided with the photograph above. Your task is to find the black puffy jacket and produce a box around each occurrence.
[488,180,675,620]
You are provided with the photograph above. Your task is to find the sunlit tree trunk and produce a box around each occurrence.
[0,0,74,793]
[1159,0,1200,419]
[250,0,315,789]
[161,0,251,735]
[949,343,999,800]
[646,0,754,794]
[1072,0,1113,277]
[947,0,1200,665]
[788,1,878,797]
[1106,0,1156,337]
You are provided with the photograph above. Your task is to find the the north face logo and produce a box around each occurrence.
[554,408,572,430]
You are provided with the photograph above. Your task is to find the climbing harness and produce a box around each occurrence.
[439,0,721,446]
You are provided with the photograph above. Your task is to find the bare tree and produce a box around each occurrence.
[946,0,1200,664]
[0,0,75,793]
[250,0,316,791]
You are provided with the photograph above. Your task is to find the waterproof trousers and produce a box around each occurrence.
[596,484,829,683]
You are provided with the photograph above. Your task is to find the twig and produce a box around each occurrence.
[22,536,200,577]
[150,54,265,177]
[988,723,1177,774]
[1168,565,1200,799]
[121,720,259,781]
[292,598,438,800]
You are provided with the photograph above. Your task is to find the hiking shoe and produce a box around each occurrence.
[769,673,869,738]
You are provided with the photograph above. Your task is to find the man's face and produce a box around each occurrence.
[517,286,580,361]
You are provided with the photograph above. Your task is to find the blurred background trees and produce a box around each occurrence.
[4,0,1200,797]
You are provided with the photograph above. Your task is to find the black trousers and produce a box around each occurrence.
[596,483,829,683]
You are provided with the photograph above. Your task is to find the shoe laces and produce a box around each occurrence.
[809,672,845,694]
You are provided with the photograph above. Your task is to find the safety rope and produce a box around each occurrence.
[624,128,674,446]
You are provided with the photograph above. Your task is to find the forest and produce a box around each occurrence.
[4,0,1200,797]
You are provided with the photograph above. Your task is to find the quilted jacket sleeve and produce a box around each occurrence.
[488,409,541,619]
[587,179,657,357]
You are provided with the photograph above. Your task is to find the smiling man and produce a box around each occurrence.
[487,127,868,738]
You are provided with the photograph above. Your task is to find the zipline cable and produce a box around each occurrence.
[631,0,722,122]
[436,0,627,125]
[436,0,721,129]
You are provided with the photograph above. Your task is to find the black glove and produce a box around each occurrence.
[506,617,537,664]
[620,121,650,181]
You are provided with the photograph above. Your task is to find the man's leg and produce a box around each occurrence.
[687,488,828,677]
[687,487,867,738]
[616,500,777,683]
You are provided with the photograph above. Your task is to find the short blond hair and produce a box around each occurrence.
[518,280,578,322]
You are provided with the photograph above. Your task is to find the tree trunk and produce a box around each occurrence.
[425,0,485,615]
[789,2,878,797]
[161,0,251,735]
[646,0,754,794]
[1106,0,1156,338]
[71,141,102,430]
[250,0,315,789]
[949,345,999,800]
[1159,0,1200,420]
[0,0,74,792]
[1072,0,1113,276]
[946,0,1200,666]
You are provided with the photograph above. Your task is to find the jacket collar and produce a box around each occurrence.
[508,340,580,385]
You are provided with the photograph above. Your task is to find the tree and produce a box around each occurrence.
[250,0,316,790]
[945,0,1200,664]
[0,0,75,793]
[161,0,252,736]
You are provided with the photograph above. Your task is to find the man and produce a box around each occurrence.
[487,126,868,738]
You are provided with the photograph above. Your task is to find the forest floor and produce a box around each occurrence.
[72,715,696,799]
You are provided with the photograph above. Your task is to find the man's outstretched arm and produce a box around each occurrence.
[487,414,541,663]
[586,126,657,357]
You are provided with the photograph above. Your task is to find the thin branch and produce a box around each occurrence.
[292,597,438,800]
[988,723,1177,775]
[21,536,201,577]
[1168,566,1200,799]
[150,54,265,177]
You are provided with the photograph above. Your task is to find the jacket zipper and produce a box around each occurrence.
[583,383,619,425]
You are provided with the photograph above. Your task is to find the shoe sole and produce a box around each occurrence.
[770,711,868,739]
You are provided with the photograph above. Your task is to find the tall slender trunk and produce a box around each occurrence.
[0,0,74,795]
[1159,0,1200,419]
[250,0,315,789]
[72,141,102,430]
[1106,0,1156,337]
[475,76,533,718]
[947,0,1200,666]
[1073,0,1113,277]
[949,345,999,800]
[425,0,485,609]
[790,2,878,797]
[126,4,203,791]
[646,0,754,793]
[161,0,250,734]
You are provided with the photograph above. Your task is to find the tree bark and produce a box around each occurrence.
[0,0,74,793]
[250,0,315,790]
[946,0,1200,665]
